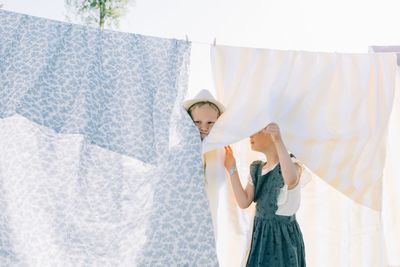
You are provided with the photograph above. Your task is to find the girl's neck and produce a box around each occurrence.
[262,146,279,168]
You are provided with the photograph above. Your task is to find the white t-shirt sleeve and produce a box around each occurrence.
[275,182,301,216]
[249,169,300,216]
[276,157,303,216]
[275,157,304,216]
[247,159,304,216]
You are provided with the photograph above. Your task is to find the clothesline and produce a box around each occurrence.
[2,7,398,56]
[183,35,217,47]
[182,35,400,60]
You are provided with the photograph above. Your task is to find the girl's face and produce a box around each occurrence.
[250,129,272,152]
[190,104,219,140]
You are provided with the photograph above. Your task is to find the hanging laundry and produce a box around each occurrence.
[0,9,218,266]
[207,45,397,211]
[205,45,397,266]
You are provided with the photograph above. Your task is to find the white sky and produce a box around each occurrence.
[2,0,400,97]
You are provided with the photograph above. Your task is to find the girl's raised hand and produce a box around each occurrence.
[262,122,282,143]
[224,146,237,172]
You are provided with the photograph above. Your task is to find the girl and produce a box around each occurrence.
[224,122,306,267]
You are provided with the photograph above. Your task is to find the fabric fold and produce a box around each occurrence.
[0,9,218,266]
[207,45,397,210]
[205,45,397,266]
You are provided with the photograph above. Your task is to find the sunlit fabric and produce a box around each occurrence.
[206,45,398,266]
[0,10,218,266]
[208,45,397,210]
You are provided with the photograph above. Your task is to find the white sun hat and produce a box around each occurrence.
[182,89,225,113]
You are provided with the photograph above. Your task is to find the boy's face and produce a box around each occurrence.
[190,104,220,140]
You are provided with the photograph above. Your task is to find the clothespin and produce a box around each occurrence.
[213,38,216,46]
[185,34,189,43]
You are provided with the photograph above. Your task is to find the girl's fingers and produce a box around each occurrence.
[265,123,279,131]
[265,124,279,132]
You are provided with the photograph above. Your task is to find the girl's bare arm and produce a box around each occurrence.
[224,146,254,209]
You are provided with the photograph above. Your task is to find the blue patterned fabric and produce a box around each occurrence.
[0,10,218,266]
